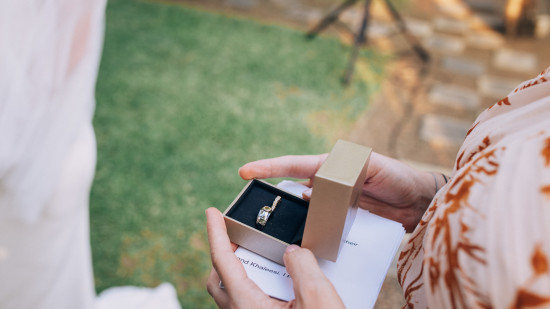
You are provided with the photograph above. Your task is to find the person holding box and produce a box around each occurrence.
[206,67,550,308]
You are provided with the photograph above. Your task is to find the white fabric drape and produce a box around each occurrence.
[0,0,106,223]
[0,123,97,309]
[0,2,183,308]
[0,1,104,308]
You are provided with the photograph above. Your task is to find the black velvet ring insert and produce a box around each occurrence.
[225,180,308,245]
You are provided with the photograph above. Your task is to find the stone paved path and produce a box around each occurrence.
[344,0,549,170]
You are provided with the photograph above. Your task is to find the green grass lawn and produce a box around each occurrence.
[91,0,384,307]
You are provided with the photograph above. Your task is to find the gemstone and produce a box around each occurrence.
[256,206,272,226]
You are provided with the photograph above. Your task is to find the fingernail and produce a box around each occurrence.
[302,188,312,199]
[286,244,299,254]
[238,166,249,180]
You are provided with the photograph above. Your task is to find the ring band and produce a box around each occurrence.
[256,196,282,228]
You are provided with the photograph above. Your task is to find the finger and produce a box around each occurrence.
[206,208,248,291]
[239,154,327,180]
[301,188,312,201]
[359,195,420,233]
[207,210,291,308]
[283,245,344,308]
[206,268,230,308]
[283,245,327,289]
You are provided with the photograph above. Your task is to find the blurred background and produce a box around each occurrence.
[90,0,549,307]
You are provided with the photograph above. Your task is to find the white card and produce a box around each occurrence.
[234,181,405,309]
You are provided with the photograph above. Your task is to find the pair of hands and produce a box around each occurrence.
[206,208,344,308]
[206,152,438,308]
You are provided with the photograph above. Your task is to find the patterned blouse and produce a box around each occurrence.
[398,67,550,308]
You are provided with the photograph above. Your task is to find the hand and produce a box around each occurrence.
[206,208,344,309]
[239,153,437,232]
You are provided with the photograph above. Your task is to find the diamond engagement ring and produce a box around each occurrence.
[256,196,282,228]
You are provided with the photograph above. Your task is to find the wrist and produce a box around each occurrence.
[417,171,438,209]
[395,169,441,233]
[417,171,450,206]
[401,171,452,233]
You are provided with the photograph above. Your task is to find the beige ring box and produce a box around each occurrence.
[223,140,372,265]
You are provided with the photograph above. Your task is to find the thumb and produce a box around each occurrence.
[283,245,344,308]
[283,245,326,288]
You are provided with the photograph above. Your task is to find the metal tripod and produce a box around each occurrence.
[306,0,430,84]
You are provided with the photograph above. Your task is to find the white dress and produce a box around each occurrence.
[0,0,106,308]
[0,1,182,308]
[0,124,97,309]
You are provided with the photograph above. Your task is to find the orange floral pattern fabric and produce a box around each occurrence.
[398,67,550,308]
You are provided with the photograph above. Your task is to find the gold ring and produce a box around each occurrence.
[256,196,281,228]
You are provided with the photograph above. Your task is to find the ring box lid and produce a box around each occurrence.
[302,140,372,261]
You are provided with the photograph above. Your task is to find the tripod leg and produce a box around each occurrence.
[306,0,358,39]
[343,0,372,85]
[383,0,430,63]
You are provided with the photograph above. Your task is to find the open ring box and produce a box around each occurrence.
[223,140,372,265]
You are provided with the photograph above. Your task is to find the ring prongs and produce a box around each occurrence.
[256,196,282,228]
